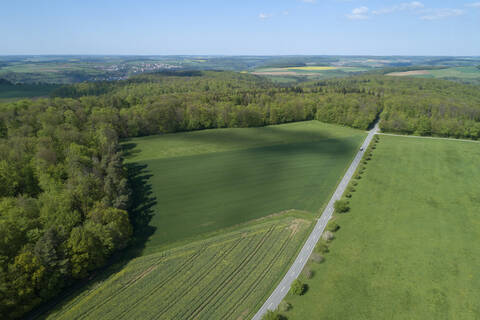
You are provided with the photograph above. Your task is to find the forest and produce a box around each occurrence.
[0,70,479,318]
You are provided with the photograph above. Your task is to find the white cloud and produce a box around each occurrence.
[373,1,424,15]
[420,8,464,20]
[466,2,480,7]
[258,13,272,20]
[301,0,317,3]
[347,6,369,19]
[283,11,290,15]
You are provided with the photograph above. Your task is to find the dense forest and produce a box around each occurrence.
[0,70,479,318]
[308,76,480,138]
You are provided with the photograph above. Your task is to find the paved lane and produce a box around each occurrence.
[252,123,379,320]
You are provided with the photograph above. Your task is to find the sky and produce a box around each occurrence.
[0,0,479,56]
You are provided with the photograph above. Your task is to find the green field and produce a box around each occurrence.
[45,212,313,320]
[251,66,370,83]
[123,121,366,253]
[284,135,480,320]
[387,66,480,84]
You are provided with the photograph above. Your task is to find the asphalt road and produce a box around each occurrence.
[252,123,379,320]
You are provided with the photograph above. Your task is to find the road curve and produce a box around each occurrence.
[252,123,379,320]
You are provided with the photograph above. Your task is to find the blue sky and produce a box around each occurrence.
[0,0,479,55]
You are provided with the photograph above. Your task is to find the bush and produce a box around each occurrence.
[345,193,352,198]
[290,279,306,296]
[310,252,325,263]
[334,200,350,213]
[322,230,335,242]
[315,241,329,254]
[278,301,292,312]
[351,181,358,186]
[347,185,355,193]
[303,266,313,279]
[326,221,340,232]
[262,310,283,320]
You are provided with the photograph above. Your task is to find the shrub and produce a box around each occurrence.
[290,279,306,296]
[351,181,358,186]
[334,200,350,213]
[345,193,352,198]
[322,230,335,242]
[310,252,325,263]
[315,241,329,253]
[326,221,340,232]
[278,301,292,312]
[262,310,282,320]
[347,185,355,193]
[303,266,313,279]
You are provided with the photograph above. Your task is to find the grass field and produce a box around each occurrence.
[251,66,369,82]
[123,121,366,253]
[288,66,338,71]
[386,66,480,84]
[284,135,480,320]
[45,212,313,320]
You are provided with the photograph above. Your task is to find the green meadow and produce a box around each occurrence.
[124,121,366,254]
[285,135,480,320]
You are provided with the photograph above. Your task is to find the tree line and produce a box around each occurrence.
[307,75,480,139]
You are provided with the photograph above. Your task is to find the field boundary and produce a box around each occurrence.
[378,132,480,144]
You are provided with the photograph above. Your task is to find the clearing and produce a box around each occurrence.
[284,135,480,320]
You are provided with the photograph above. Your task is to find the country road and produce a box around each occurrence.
[252,122,379,320]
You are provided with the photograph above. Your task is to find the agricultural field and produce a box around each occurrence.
[284,135,480,320]
[123,121,366,253]
[251,66,369,82]
[44,212,314,320]
[386,66,480,84]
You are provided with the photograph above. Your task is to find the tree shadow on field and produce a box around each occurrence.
[26,145,157,320]
[123,122,362,248]
[125,161,157,251]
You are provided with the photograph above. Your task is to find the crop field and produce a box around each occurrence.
[285,135,480,320]
[288,66,338,71]
[123,121,366,253]
[251,66,369,82]
[386,66,480,84]
[45,213,313,320]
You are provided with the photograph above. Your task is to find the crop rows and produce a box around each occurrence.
[47,217,312,320]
